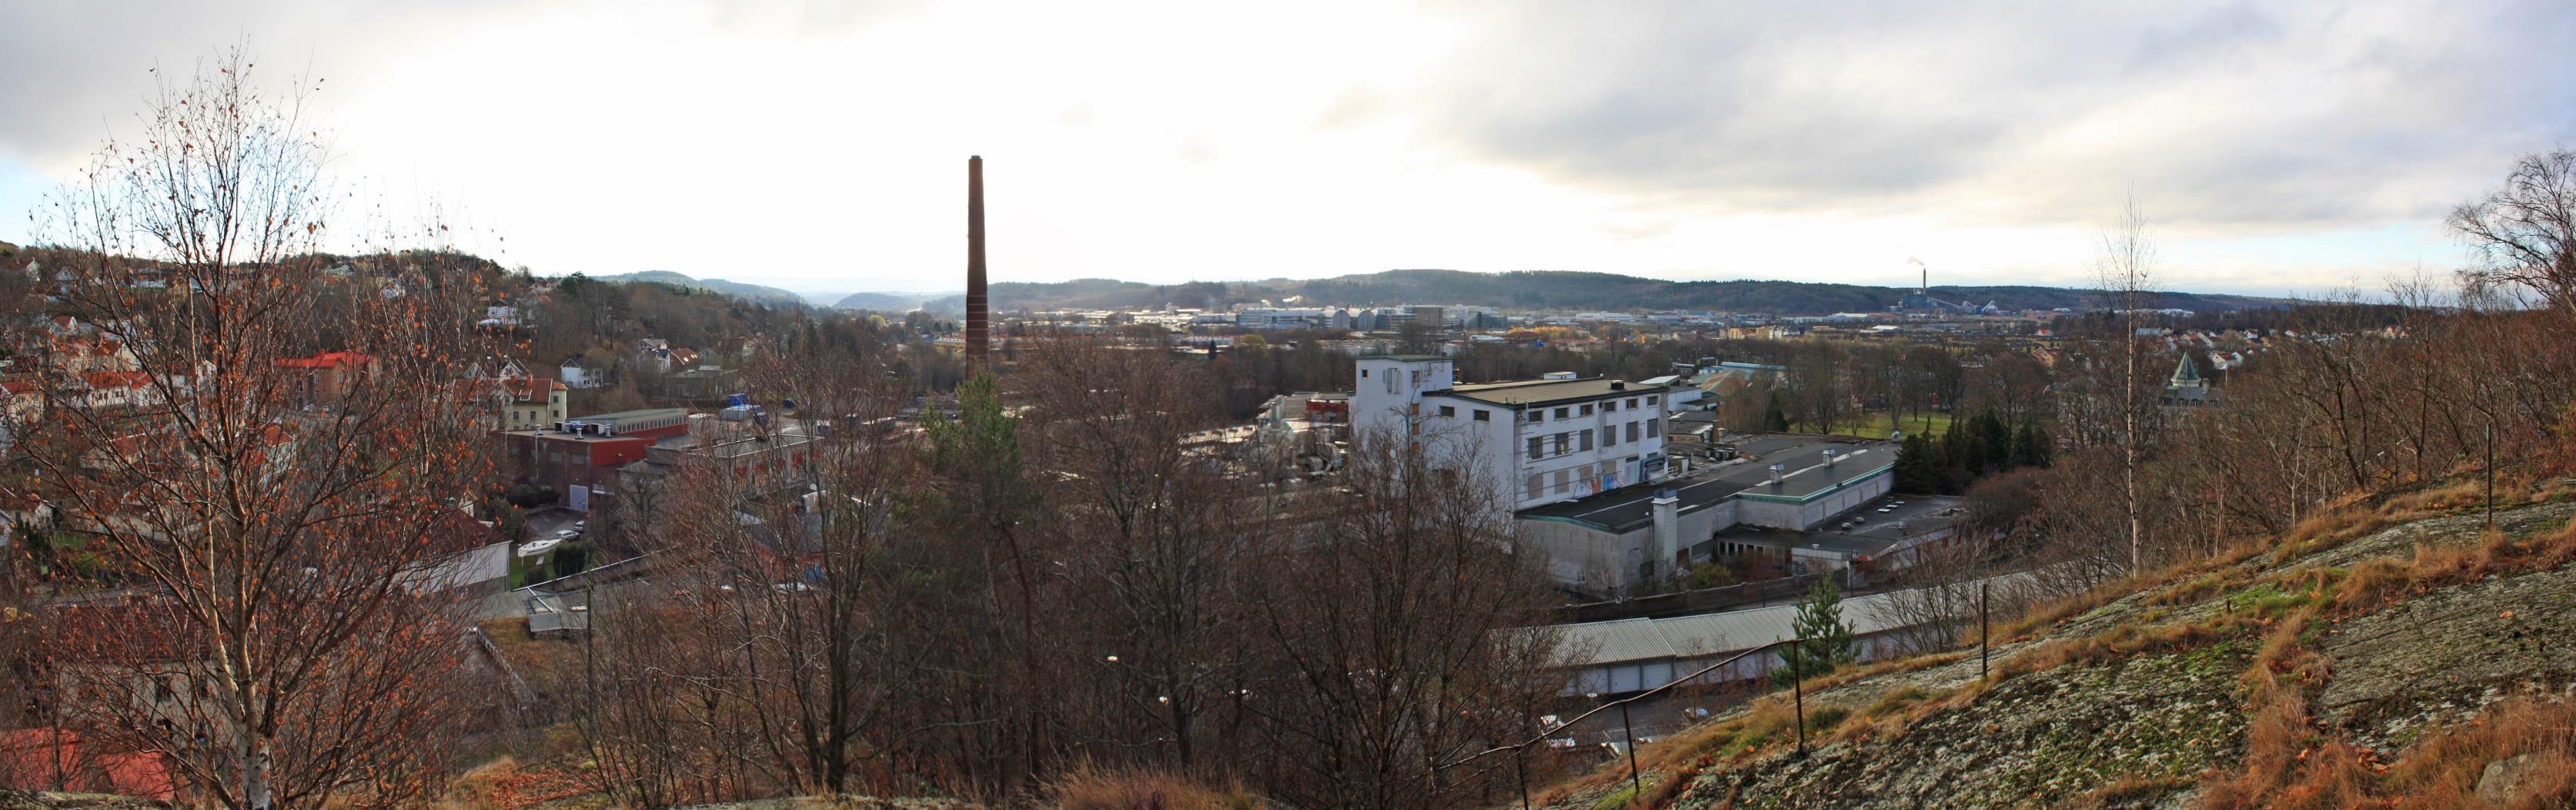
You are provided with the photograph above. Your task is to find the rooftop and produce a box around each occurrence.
[573,407,687,425]
[1530,571,2033,669]
[1719,495,1969,558]
[1442,377,1668,407]
[1706,433,1896,500]
[1519,470,1752,533]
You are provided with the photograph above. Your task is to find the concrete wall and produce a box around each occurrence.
[1520,500,1742,597]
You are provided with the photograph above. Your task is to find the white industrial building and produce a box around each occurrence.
[1351,356,1936,598]
[1351,356,1676,514]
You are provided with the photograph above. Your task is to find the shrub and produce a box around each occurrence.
[1053,766,1265,810]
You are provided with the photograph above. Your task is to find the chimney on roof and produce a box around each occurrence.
[966,156,990,367]
[1650,487,1681,581]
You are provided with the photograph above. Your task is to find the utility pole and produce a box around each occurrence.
[1620,701,1639,798]
[2487,420,2496,531]
[1980,580,1990,680]
[1792,640,1807,758]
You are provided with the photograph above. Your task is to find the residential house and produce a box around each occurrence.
[275,351,376,409]
[557,356,603,389]
[463,376,570,431]
[463,356,532,380]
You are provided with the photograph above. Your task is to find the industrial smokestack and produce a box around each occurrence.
[967,156,990,365]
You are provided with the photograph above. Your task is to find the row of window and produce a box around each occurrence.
[1434,404,1496,422]
[1526,458,1628,500]
[1524,419,1662,460]
[1523,395,1657,423]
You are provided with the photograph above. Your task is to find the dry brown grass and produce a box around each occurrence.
[2270,501,2398,564]
[1049,766,1264,810]
[2383,695,2576,808]
[2196,604,2373,810]
[2332,519,2576,617]
[1993,621,2223,682]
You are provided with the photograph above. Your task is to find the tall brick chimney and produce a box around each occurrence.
[966,156,990,365]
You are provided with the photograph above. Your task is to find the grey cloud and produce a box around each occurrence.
[0,1,534,171]
[1405,1,2576,231]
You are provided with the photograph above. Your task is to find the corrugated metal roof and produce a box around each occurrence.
[1532,573,2033,668]
[1556,618,1676,664]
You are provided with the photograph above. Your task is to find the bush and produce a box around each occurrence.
[504,483,558,509]
[1053,766,1265,810]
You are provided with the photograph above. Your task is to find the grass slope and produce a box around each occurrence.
[1532,477,2576,809]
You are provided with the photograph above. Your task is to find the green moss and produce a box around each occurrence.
[1589,782,1638,810]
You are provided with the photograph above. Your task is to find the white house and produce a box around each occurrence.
[1351,356,1675,514]
[559,356,603,389]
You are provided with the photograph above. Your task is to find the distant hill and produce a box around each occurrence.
[983,269,2290,315]
[830,290,964,313]
[597,271,807,306]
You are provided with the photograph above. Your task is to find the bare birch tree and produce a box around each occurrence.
[2093,194,2157,574]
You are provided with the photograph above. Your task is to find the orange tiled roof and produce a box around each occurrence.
[276,350,371,370]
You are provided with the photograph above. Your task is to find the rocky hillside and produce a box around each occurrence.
[1531,484,2576,809]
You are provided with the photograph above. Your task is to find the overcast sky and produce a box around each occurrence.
[3,1,2569,296]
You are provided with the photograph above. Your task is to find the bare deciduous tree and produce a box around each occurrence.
[1243,429,1564,809]
[2449,149,2576,316]
[26,48,494,809]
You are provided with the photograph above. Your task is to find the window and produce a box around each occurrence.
[1528,409,1545,423]
[1528,437,1545,460]
[1580,403,1595,416]
[1627,398,1639,409]
[1555,407,1570,420]
[1552,433,1569,454]
[1626,421,1640,443]
[1603,423,1617,446]
[1647,418,1662,438]
[1385,376,1396,394]
[1554,469,1572,494]
[1472,409,1490,422]
[1647,395,1659,406]
[1579,430,1594,451]
[1360,369,1368,377]
[1527,474,1544,500]
[1438,405,1455,417]
[1604,400,1619,412]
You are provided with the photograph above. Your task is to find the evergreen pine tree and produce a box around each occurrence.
[2012,421,2053,469]
[1773,577,1859,687]
[1975,410,2011,474]
[1895,433,1940,494]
